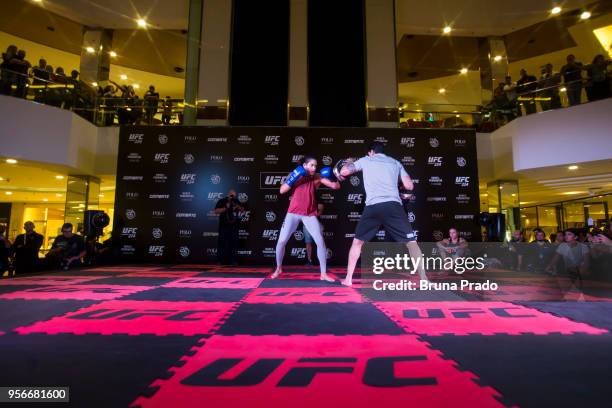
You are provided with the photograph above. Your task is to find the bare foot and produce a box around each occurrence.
[320,274,335,282]
[340,279,352,287]
[270,269,282,279]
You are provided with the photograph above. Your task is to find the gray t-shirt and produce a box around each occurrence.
[556,242,589,268]
[353,153,408,206]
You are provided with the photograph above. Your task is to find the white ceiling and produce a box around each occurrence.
[395,0,589,37]
[32,0,189,29]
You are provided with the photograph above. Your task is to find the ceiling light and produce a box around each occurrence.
[86,46,95,54]
[560,87,566,92]
[92,82,98,87]
[511,193,516,197]
[438,88,446,94]
[568,165,579,170]
[42,198,48,202]
[56,193,62,197]
[493,55,503,62]
[137,19,147,28]
[5,191,12,195]
[580,11,591,20]
[6,159,17,164]
[459,67,468,74]
[443,26,452,34]
[132,84,140,89]
[551,6,562,15]
[55,175,64,179]
[109,51,117,58]
[33,0,42,3]
[120,74,127,80]
[99,194,105,197]
[562,191,584,195]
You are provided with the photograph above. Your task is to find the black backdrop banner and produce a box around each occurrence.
[114,126,480,265]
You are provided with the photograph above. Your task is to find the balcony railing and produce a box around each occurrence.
[2,68,611,130]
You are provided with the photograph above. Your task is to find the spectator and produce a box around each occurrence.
[436,227,469,263]
[516,69,538,114]
[0,45,18,95]
[65,69,80,110]
[32,58,49,84]
[503,76,519,118]
[560,54,584,106]
[552,231,565,246]
[11,49,31,98]
[46,222,86,270]
[546,229,589,280]
[162,96,172,125]
[507,229,526,270]
[11,221,43,275]
[303,203,325,266]
[527,228,554,272]
[214,189,246,265]
[144,85,159,125]
[102,85,117,125]
[538,63,561,110]
[585,54,612,102]
[0,225,11,277]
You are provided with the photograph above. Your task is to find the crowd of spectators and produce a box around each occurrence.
[490,53,612,123]
[1,45,175,125]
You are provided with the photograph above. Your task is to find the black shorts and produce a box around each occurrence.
[354,201,417,242]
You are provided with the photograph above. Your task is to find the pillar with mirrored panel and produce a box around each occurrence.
[64,175,100,234]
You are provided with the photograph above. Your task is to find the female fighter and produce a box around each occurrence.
[272,156,340,281]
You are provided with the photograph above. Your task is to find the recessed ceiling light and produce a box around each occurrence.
[459,67,468,74]
[568,165,579,170]
[55,175,64,179]
[493,55,503,62]
[438,88,446,94]
[137,19,147,28]
[99,194,105,197]
[56,193,62,197]
[560,87,566,92]
[132,84,140,89]
[92,82,98,87]
[109,51,117,58]
[551,6,562,15]
[5,191,12,195]
[580,11,591,20]
[42,198,48,202]
[86,46,95,54]
[442,26,452,34]
[6,159,17,164]
[120,74,127,80]
[563,191,583,195]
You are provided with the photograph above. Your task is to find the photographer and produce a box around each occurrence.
[214,189,246,265]
[0,225,11,276]
[46,223,86,270]
[11,221,43,275]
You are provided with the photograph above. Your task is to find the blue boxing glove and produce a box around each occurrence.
[285,165,307,187]
[319,166,336,181]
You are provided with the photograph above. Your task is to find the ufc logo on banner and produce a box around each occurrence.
[260,173,288,189]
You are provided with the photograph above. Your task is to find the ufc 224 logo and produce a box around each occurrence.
[455,176,470,187]
[265,135,280,146]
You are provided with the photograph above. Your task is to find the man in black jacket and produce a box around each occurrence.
[516,69,538,115]
[12,221,43,275]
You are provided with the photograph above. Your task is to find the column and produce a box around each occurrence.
[288,0,308,126]
[365,0,399,127]
[183,0,204,125]
[64,175,100,233]
[478,37,508,104]
[196,0,233,125]
[79,28,113,87]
